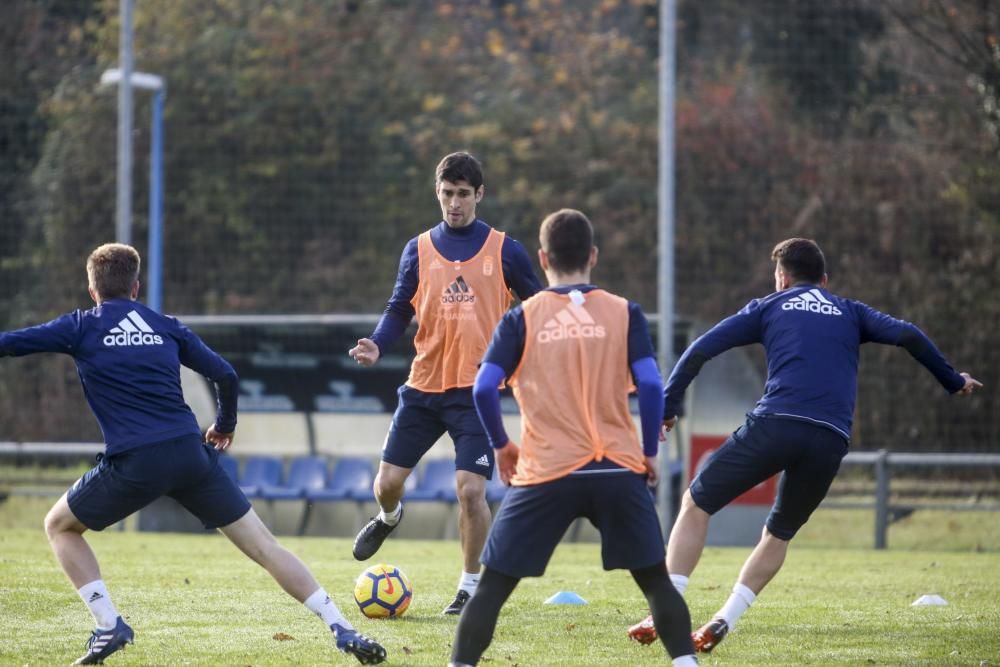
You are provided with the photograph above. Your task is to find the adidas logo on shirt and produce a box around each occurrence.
[475,454,490,467]
[103,310,164,346]
[537,303,606,344]
[441,275,476,304]
[781,288,843,316]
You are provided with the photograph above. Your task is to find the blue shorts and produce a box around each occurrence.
[690,414,848,540]
[67,434,251,531]
[382,385,495,479]
[482,471,665,578]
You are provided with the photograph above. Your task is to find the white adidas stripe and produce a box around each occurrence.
[808,288,832,304]
[116,318,137,333]
[126,310,154,332]
[109,311,154,335]
[788,289,832,305]
[544,303,594,328]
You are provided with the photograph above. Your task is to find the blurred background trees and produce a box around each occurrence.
[1,0,995,449]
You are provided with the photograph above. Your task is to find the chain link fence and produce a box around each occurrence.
[1,0,996,451]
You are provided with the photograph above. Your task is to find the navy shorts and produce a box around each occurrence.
[382,385,495,479]
[67,434,251,531]
[482,471,665,578]
[690,414,849,540]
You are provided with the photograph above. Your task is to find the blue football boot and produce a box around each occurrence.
[332,624,387,664]
[75,616,134,664]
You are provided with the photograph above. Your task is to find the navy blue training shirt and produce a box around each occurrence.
[369,219,542,354]
[0,299,238,455]
[664,284,966,440]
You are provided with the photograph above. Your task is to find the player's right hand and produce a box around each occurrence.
[349,338,380,367]
[496,441,520,484]
[957,372,982,395]
[643,455,659,487]
[662,416,678,433]
[205,425,234,451]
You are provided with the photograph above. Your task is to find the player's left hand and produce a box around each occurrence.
[957,372,982,395]
[643,455,659,487]
[205,425,234,451]
[496,441,520,484]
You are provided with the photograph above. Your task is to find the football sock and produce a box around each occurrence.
[304,588,351,630]
[77,579,119,630]
[670,573,689,596]
[672,655,699,666]
[451,568,519,665]
[631,563,696,659]
[378,502,403,526]
[717,582,756,629]
[458,570,481,594]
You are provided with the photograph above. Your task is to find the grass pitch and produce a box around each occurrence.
[1,527,998,666]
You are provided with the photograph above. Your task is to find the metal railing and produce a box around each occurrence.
[3,443,999,549]
[827,450,1000,549]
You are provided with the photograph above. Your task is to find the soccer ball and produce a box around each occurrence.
[353,563,413,618]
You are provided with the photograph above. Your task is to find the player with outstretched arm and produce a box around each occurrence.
[0,243,386,665]
[628,237,982,652]
[450,209,698,667]
[348,151,541,615]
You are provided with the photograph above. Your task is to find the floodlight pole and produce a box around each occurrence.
[657,0,678,538]
[101,69,166,312]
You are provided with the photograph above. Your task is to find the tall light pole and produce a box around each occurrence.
[657,0,678,537]
[101,69,166,312]
[116,0,134,245]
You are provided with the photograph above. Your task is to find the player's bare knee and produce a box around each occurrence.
[762,526,790,544]
[374,474,404,505]
[455,476,486,508]
[42,509,59,540]
[679,490,697,509]
[43,500,78,539]
[678,491,707,518]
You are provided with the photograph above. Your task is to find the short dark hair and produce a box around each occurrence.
[771,238,826,284]
[539,209,594,274]
[87,243,140,300]
[435,151,484,190]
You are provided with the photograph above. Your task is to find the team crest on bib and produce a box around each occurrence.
[483,256,494,276]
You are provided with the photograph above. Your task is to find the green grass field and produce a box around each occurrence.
[2,523,998,667]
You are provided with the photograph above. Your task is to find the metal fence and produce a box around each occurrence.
[4,441,999,549]
[828,450,1000,549]
[1,0,997,450]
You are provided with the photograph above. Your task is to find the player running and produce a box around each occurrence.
[450,209,698,667]
[348,151,541,615]
[628,237,982,652]
[1,243,386,665]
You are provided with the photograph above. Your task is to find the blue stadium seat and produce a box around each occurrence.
[406,459,457,502]
[218,454,240,484]
[260,456,327,500]
[239,455,283,498]
[308,457,375,502]
[300,456,376,536]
